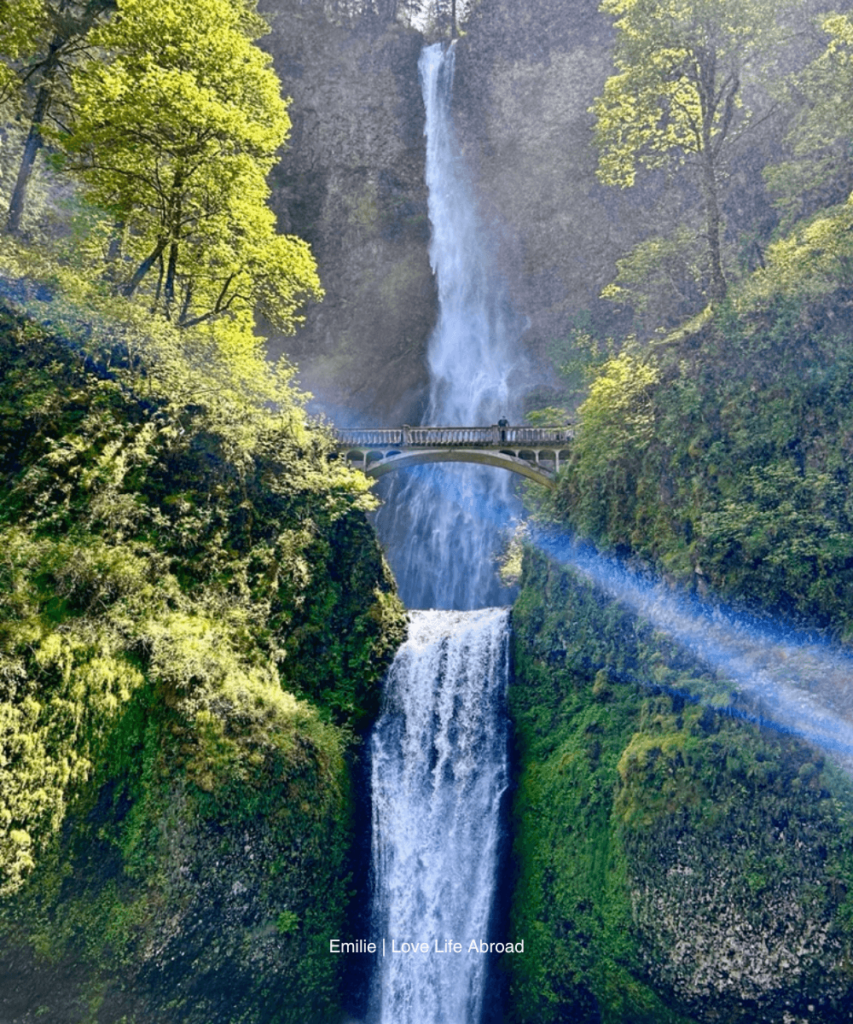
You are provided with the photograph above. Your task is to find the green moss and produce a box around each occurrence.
[0,302,405,1021]
[548,277,853,635]
[505,548,853,1024]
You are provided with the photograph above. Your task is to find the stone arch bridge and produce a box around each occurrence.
[333,425,572,489]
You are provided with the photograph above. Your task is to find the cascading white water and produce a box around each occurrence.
[367,43,519,1024]
[369,608,510,1024]
[374,41,528,610]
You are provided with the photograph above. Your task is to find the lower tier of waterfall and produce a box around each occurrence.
[368,607,511,1024]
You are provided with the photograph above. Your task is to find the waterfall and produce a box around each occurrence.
[369,608,511,1024]
[374,41,528,611]
[366,43,518,1024]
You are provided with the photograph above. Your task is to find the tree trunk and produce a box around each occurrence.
[6,2,117,234]
[6,75,55,235]
[702,151,727,303]
[151,253,165,310]
[696,49,732,305]
[162,168,184,319]
[163,240,179,320]
[123,238,168,298]
[102,220,126,281]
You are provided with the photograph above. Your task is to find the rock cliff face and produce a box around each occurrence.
[255,0,816,425]
[253,0,646,425]
[506,547,853,1024]
[452,0,629,383]
[254,0,639,425]
[260,2,436,424]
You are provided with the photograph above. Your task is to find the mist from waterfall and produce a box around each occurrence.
[368,608,510,1024]
[374,41,527,611]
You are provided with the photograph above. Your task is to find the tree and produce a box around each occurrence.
[0,0,116,234]
[591,0,785,303]
[56,0,322,334]
[766,14,853,226]
[0,0,44,102]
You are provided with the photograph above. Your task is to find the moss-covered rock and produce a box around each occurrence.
[0,678,353,1024]
[0,304,406,1021]
[504,546,853,1024]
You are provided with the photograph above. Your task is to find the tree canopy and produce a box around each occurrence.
[53,0,322,333]
[0,0,44,101]
[592,0,786,302]
[1,0,117,233]
[766,13,853,226]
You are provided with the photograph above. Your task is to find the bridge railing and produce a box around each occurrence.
[335,428,404,447]
[335,425,572,448]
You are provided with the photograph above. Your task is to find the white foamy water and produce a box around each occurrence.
[374,42,527,610]
[369,608,510,1024]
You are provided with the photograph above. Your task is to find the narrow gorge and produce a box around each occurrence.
[5,1,853,1023]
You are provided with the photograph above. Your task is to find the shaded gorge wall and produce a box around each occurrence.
[259,0,436,425]
[502,545,853,1024]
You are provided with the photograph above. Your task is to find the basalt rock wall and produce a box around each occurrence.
[505,546,853,1024]
[451,0,628,388]
[259,2,436,425]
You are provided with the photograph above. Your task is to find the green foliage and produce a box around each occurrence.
[592,0,782,188]
[765,14,853,227]
[553,349,659,545]
[600,224,707,329]
[748,195,853,299]
[592,0,788,301]
[1,663,355,1023]
[0,0,45,102]
[506,548,853,1023]
[53,0,322,334]
[548,215,853,633]
[0,296,404,907]
[0,0,321,361]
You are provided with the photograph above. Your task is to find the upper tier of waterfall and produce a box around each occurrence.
[373,42,528,612]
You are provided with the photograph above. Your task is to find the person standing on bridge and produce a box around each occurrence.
[498,417,508,442]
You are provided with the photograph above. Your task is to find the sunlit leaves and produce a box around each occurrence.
[54,0,322,334]
[0,0,46,102]
[592,0,787,301]
[0,294,402,893]
[743,197,853,302]
[592,0,775,180]
[766,14,853,226]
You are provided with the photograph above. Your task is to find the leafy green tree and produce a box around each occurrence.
[600,224,707,330]
[0,0,116,234]
[592,0,785,303]
[55,0,321,335]
[0,0,44,102]
[766,14,853,226]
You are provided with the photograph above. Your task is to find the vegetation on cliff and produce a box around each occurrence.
[505,549,853,1024]
[0,5,404,1017]
[548,208,853,636]
[0,288,404,1019]
[505,8,853,1023]
[531,11,853,638]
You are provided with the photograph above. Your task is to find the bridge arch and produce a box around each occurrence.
[362,448,557,489]
[333,424,572,490]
